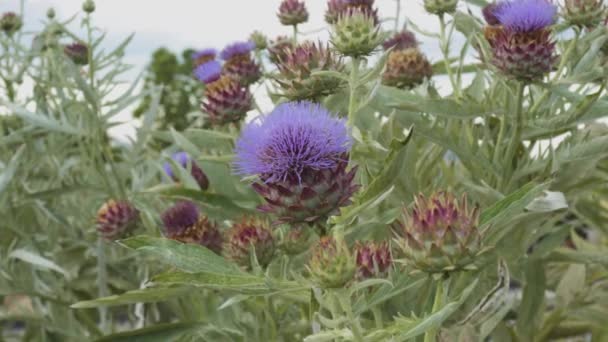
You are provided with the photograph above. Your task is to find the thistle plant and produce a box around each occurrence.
[3,0,608,341]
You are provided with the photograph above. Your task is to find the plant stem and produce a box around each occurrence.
[96,238,109,333]
[438,14,458,97]
[347,57,361,127]
[424,278,445,342]
[372,306,383,329]
[337,290,364,342]
[292,25,298,43]
[503,82,525,189]
[394,0,402,32]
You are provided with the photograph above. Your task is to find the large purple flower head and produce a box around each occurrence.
[495,0,557,32]
[192,48,217,62]
[220,41,255,60]
[194,60,222,84]
[235,101,351,183]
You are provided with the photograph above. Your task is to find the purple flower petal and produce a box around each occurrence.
[194,60,222,84]
[220,41,255,60]
[495,0,557,32]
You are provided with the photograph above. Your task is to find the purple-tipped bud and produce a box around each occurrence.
[483,2,504,25]
[234,102,358,225]
[219,41,260,86]
[161,201,223,254]
[163,152,210,190]
[96,200,139,240]
[192,48,217,67]
[202,76,252,126]
[194,60,222,84]
[64,42,89,66]
[354,241,392,279]
[1,12,22,34]
[275,41,345,100]
[495,0,557,32]
[268,36,295,65]
[309,236,356,288]
[382,48,433,89]
[220,41,256,61]
[278,0,309,26]
[394,192,485,273]
[225,217,275,268]
[383,30,418,51]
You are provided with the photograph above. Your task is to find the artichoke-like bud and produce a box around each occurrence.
[354,241,392,279]
[47,8,56,20]
[250,31,268,50]
[161,201,223,254]
[225,217,275,268]
[382,48,433,89]
[163,151,210,191]
[82,0,96,13]
[1,12,23,35]
[281,227,314,255]
[325,0,379,25]
[64,42,89,65]
[235,102,358,226]
[268,36,295,65]
[424,0,459,15]
[562,0,605,27]
[221,41,261,86]
[309,236,356,288]
[191,48,217,68]
[275,41,345,101]
[278,0,309,26]
[383,30,418,51]
[202,75,252,126]
[96,200,139,240]
[484,0,558,81]
[394,192,485,273]
[326,0,345,24]
[330,8,384,58]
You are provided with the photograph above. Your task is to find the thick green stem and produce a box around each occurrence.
[96,238,109,333]
[292,25,298,43]
[347,58,361,127]
[503,82,525,189]
[438,14,458,97]
[337,291,364,342]
[424,278,445,342]
[394,0,402,32]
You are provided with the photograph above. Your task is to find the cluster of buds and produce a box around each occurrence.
[483,0,558,82]
[268,36,295,65]
[308,236,356,288]
[96,200,139,240]
[235,101,358,226]
[1,12,23,35]
[274,41,345,101]
[64,42,89,66]
[354,241,392,279]
[394,192,486,274]
[277,0,309,26]
[330,7,384,58]
[224,217,275,268]
[163,152,210,190]
[424,0,459,15]
[220,41,261,86]
[161,201,223,254]
[382,31,433,89]
[561,0,605,28]
[325,0,379,25]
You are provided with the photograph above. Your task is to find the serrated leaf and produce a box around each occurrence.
[9,249,69,278]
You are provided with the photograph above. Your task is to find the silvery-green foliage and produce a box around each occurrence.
[1,0,608,341]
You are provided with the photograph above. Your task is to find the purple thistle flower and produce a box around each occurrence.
[234,101,351,183]
[495,0,557,32]
[192,48,217,62]
[194,60,222,84]
[220,41,256,61]
[161,201,200,236]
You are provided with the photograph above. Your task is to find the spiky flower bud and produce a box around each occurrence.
[562,0,605,27]
[64,42,89,65]
[325,0,379,25]
[235,102,358,226]
[309,236,356,288]
[163,151,210,190]
[424,0,459,15]
[268,36,295,65]
[191,48,217,68]
[382,48,433,89]
[394,192,485,273]
[1,12,22,35]
[220,41,261,86]
[225,218,275,268]
[96,200,139,240]
[281,227,313,255]
[484,0,558,81]
[278,0,309,26]
[82,0,96,13]
[250,31,268,50]
[161,201,223,254]
[383,30,418,51]
[275,41,345,101]
[330,8,384,58]
[202,75,252,126]
[354,241,392,279]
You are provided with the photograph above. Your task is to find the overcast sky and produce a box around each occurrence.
[1,0,476,139]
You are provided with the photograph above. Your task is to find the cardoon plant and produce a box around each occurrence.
[234,101,358,227]
[96,200,139,240]
[561,0,605,27]
[191,48,217,67]
[220,41,261,85]
[224,217,275,268]
[277,0,309,27]
[161,201,223,254]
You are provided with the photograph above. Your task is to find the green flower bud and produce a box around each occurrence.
[82,0,96,14]
[330,8,385,58]
[424,0,458,15]
[562,0,605,28]
[1,12,23,35]
[47,8,56,20]
[250,31,268,50]
[308,236,356,288]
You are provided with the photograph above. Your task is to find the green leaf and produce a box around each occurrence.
[516,259,546,340]
[480,182,548,226]
[555,264,586,306]
[119,236,244,275]
[0,145,24,195]
[94,322,205,342]
[71,286,192,309]
[546,248,608,267]
[8,104,83,135]
[525,191,568,213]
[8,249,69,278]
